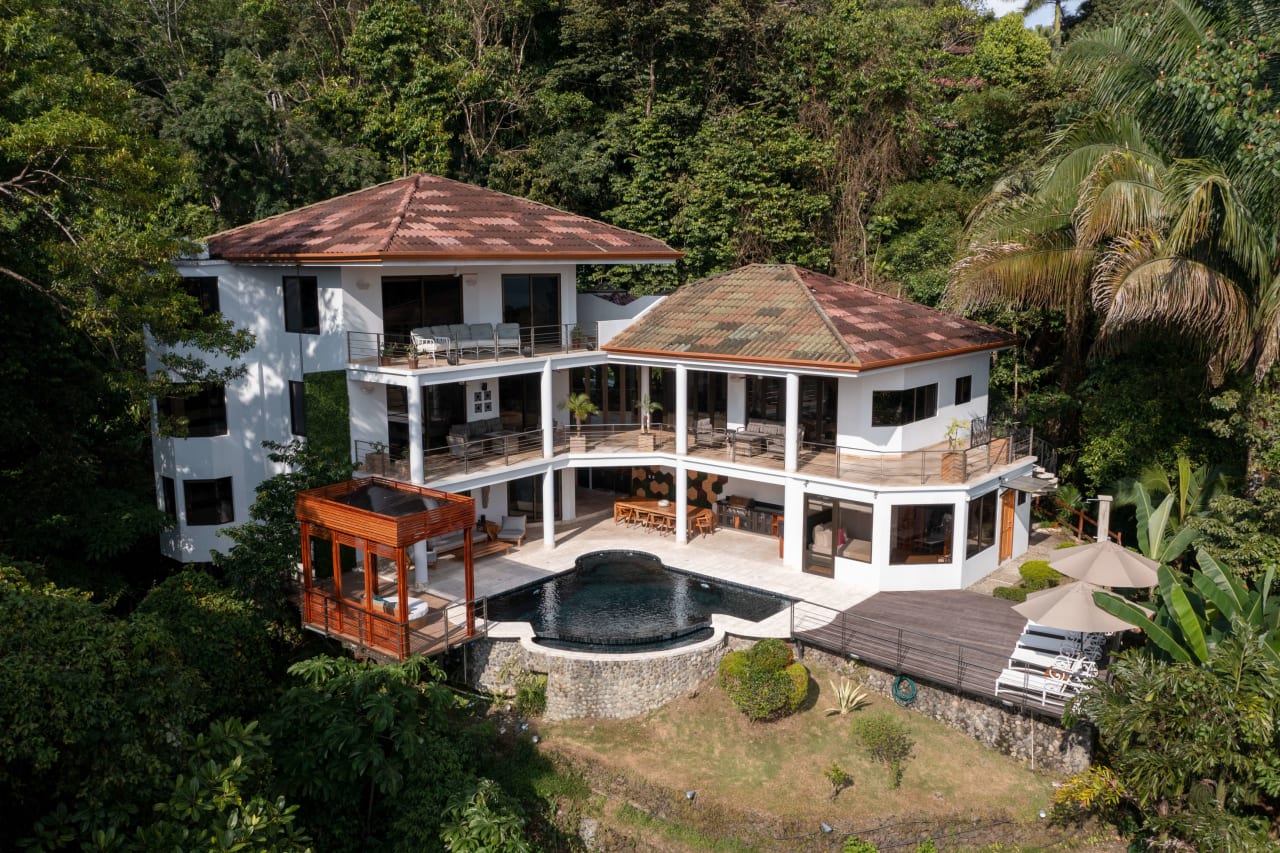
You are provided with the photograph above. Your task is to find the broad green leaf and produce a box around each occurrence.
[1094,590,1193,663]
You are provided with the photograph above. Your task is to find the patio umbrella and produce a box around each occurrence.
[1012,581,1135,634]
[1049,541,1160,588]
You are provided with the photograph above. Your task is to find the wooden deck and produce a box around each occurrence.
[793,590,1081,717]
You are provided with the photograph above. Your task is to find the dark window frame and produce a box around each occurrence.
[181,276,220,315]
[158,384,228,437]
[966,490,998,558]
[871,383,938,427]
[283,275,320,334]
[184,477,235,526]
[162,476,177,523]
[289,380,307,437]
[955,375,972,405]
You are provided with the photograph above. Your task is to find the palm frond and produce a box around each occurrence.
[1164,160,1271,288]
[1074,149,1165,245]
[1093,249,1253,370]
[947,240,1095,321]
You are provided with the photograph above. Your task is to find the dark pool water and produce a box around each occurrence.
[486,550,792,653]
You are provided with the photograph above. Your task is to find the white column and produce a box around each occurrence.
[541,361,554,458]
[560,468,577,521]
[675,461,688,544]
[407,381,425,483]
[542,469,556,546]
[784,372,800,472]
[675,363,688,455]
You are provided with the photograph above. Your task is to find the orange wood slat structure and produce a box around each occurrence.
[296,477,476,660]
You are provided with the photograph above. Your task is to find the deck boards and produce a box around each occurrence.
[795,590,1076,716]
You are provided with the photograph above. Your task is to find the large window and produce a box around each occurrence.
[871,383,938,427]
[159,384,228,437]
[181,276,220,315]
[955,375,972,405]
[746,376,785,421]
[966,491,998,558]
[289,380,307,437]
[805,495,874,575]
[889,503,954,564]
[283,275,320,333]
[184,477,234,525]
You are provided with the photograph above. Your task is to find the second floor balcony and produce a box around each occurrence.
[347,323,600,371]
[355,419,1052,490]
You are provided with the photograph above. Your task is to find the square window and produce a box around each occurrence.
[955,375,972,405]
[283,276,320,334]
[966,490,998,558]
[289,380,307,437]
[158,384,228,437]
[181,276,220,315]
[184,477,234,525]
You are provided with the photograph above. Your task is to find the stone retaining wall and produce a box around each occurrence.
[799,646,1093,775]
[466,634,727,721]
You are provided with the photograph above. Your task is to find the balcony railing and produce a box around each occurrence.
[355,422,1045,488]
[347,322,599,369]
[302,585,489,661]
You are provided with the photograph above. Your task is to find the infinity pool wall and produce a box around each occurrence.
[468,632,729,720]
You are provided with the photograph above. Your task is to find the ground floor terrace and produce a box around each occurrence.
[359,492,1085,717]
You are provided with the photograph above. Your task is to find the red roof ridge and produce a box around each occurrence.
[380,174,420,253]
[786,265,864,366]
[202,174,416,244]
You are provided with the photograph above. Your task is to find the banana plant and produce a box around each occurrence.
[1116,457,1229,564]
[1095,549,1280,666]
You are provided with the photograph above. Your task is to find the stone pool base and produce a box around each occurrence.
[465,630,727,720]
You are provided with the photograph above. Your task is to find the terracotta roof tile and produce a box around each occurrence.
[205,174,681,263]
[604,264,1016,370]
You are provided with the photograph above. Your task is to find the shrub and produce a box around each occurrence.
[513,672,547,718]
[718,649,749,689]
[1019,560,1063,591]
[784,662,810,712]
[825,676,871,715]
[824,761,852,800]
[993,585,1029,602]
[855,713,915,788]
[746,637,793,672]
[843,840,879,852]
[721,641,805,721]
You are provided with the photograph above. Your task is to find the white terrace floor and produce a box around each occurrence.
[420,490,877,639]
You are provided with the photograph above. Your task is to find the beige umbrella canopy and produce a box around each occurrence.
[1049,541,1160,588]
[1013,581,1136,634]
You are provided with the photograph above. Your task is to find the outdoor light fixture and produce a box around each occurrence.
[684,790,696,801]
[820,823,833,834]
[1038,809,1047,820]
[531,735,540,744]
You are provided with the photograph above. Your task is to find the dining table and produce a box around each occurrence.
[614,498,713,538]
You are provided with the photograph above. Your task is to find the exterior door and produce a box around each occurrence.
[998,489,1016,562]
[803,495,835,577]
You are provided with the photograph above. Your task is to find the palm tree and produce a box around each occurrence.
[949,0,1280,385]
[1022,0,1065,48]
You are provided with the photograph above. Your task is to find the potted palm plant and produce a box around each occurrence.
[635,395,662,451]
[941,418,969,482]
[561,391,600,453]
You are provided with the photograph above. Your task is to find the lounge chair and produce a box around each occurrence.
[496,514,527,546]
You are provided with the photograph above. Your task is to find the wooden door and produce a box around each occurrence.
[998,489,1016,562]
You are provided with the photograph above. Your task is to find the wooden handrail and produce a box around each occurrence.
[1034,495,1122,544]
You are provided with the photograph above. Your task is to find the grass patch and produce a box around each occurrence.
[614,803,764,852]
[543,662,1055,828]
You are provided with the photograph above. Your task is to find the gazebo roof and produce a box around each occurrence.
[296,478,473,548]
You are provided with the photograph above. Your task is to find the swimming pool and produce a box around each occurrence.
[485,550,793,652]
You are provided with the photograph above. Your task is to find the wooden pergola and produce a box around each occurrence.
[296,477,476,660]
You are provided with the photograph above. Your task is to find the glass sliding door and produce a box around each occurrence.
[382,276,462,338]
[799,376,838,444]
[803,496,835,577]
[503,274,560,349]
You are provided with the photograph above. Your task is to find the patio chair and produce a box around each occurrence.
[410,327,455,363]
[694,417,725,447]
[496,514,527,546]
[495,322,522,356]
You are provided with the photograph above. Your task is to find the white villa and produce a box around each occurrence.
[155,173,1055,592]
